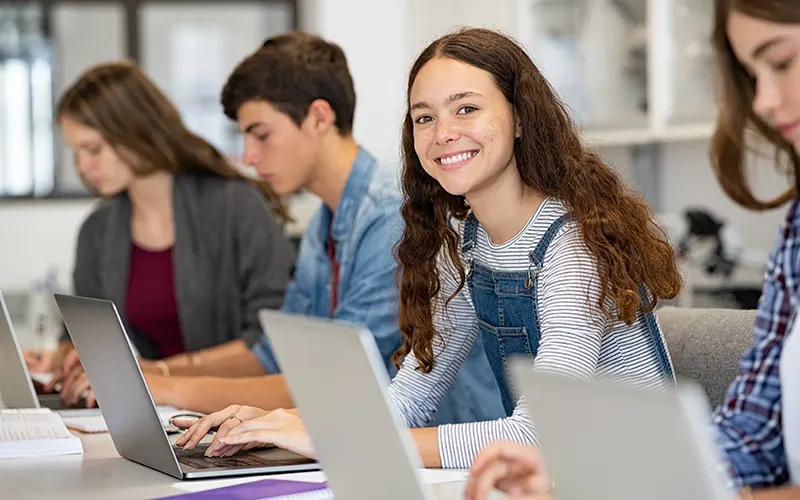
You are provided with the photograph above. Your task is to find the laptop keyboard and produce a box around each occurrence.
[173,444,313,470]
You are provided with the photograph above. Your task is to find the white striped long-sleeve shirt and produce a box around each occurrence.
[387,199,672,468]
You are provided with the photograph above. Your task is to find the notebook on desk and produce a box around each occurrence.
[0,408,83,459]
[157,478,331,500]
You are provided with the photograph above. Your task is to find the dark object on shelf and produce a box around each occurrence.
[677,209,738,279]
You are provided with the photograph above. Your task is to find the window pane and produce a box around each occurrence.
[51,3,126,195]
[0,4,53,197]
[519,0,648,130]
[140,2,292,161]
[661,0,715,125]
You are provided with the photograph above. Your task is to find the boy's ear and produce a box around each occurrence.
[306,99,336,134]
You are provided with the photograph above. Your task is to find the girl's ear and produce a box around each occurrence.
[514,112,522,138]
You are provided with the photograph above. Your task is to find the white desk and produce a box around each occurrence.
[0,432,475,499]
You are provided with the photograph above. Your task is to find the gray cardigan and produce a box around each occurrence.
[69,173,296,359]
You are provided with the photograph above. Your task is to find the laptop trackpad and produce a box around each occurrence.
[174,444,314,471]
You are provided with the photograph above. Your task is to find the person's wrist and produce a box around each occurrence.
[155,360,171,377]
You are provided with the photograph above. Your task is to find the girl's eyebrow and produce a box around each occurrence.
[410,91,484,112]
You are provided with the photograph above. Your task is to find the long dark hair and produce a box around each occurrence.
[394,28,682,373]
[57,60,291,222]
[710,0,800,210]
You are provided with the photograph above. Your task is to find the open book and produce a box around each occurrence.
[0,408,83,459]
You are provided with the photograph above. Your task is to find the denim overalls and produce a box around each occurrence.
[462,213,675,416]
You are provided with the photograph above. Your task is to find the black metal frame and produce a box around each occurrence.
[0,0,299,201]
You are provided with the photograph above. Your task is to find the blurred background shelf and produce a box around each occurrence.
[582,123,715,147]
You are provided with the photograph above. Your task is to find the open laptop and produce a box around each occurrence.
[54,293,319,480]
[509,362,735,500]
[260,309,474,500]
[0,291,87,411]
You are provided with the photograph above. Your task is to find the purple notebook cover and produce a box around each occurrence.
[156,479,328,499]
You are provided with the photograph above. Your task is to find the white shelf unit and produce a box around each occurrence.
[516,0,717,148]
[582,123,715,147]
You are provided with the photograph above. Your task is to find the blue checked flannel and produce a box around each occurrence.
[712,199,800,489]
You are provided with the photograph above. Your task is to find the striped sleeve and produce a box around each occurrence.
[387,251,480,428]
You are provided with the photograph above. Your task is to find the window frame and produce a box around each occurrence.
[0,0,299,201]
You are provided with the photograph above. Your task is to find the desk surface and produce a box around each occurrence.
[0,432,474,499]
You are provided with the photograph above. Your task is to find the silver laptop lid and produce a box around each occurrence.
[53,293,184,479]
[259,309,435,500]
[0,291,40,409]
[509,360,733,500]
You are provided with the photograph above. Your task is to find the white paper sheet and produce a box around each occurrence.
[62,406,184,433]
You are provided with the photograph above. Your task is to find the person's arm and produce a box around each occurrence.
[146,372,293,414]
[144,343,266,377]
[405,227,607,469]
[751,488,800,500]
[386,251,485,466]
[151,182,296,377]
[711,209,799,490]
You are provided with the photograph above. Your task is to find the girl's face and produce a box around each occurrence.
[60,116,135,196]
[727,10,800,152]
[409,57,520,200]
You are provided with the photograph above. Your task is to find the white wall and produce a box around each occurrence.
[0,200,96,291]
[660,139,789,264]
[306,0,411,168]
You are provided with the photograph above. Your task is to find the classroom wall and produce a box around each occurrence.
[0,0,790,292]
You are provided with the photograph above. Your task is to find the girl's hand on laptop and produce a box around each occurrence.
[60,367,97,408]
[465,442,554,500]
[173,405,267,453]
[46,347,81,392]
[214,408,316,459]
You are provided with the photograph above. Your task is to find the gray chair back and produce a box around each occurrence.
[656,306,755,408]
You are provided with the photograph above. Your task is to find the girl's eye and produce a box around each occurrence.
[457,106,477,115]
[773,56,795,73]
[414,116,433,125]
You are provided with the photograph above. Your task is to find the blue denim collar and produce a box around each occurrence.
[317,146,377,243]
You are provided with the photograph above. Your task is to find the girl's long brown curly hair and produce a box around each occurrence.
[710,0,800,210]
[394,28,683,373]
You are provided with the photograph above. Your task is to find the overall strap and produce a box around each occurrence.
[639,286,677,384]
[527,214,573,268]
[461,213,480,273]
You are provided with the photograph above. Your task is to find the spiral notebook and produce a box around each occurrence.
[158,478,331,499]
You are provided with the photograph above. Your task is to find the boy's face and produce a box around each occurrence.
[237,100,319,195]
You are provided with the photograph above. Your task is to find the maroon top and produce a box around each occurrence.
[125,244,185,358]
[327,230,340,318]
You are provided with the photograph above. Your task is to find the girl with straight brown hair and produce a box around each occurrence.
[25,60,296,407]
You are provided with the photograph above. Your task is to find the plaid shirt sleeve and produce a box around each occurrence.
[711,199,800,489]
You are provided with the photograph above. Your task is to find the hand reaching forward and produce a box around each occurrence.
[465,442,554,500]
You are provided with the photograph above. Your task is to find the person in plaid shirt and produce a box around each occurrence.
[709,0,800,496]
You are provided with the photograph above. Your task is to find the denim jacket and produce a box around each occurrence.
[252,146,505,425]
